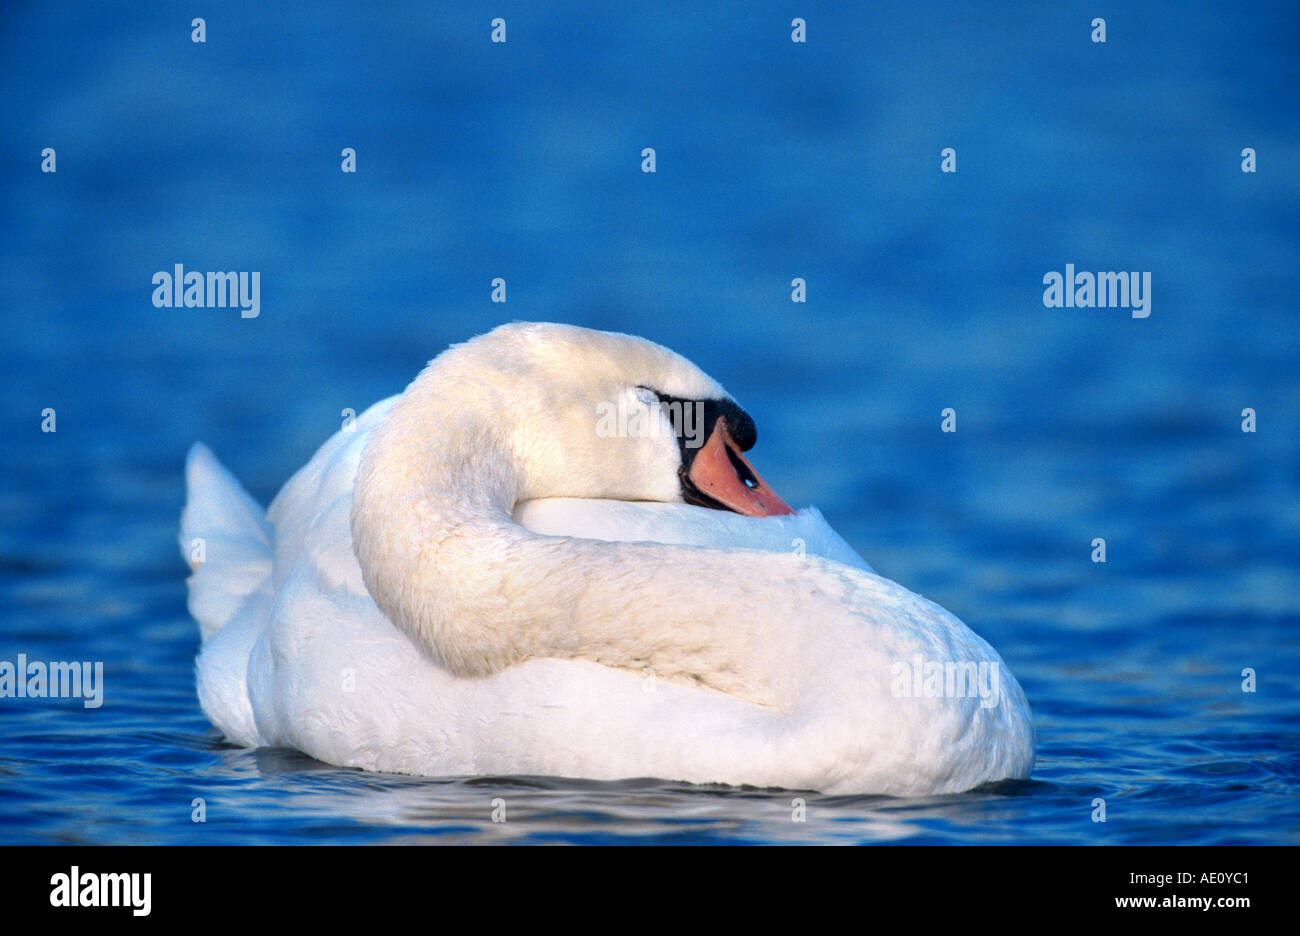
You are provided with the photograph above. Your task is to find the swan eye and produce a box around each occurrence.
[634,386,660,407]
[726,443,760,489]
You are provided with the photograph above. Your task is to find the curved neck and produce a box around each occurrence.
[350,373,825,704]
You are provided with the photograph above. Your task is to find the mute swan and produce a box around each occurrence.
[181,322,1033,795]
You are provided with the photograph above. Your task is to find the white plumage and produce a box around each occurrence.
[181,323,1034,794]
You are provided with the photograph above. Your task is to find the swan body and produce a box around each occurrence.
[182,323,1033,794]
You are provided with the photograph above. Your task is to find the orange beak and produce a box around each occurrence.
[686,417,795,517]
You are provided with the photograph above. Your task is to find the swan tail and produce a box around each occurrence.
[180,442,274,643]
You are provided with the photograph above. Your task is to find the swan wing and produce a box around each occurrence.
[513,498,873,573]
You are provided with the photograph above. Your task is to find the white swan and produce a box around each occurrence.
[180,322,1033,795]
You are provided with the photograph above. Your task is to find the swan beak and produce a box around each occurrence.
[688,417,795,517]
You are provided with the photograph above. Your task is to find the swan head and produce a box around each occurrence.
[417,322,794,517]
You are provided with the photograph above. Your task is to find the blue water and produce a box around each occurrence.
[2,1,1298,844]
